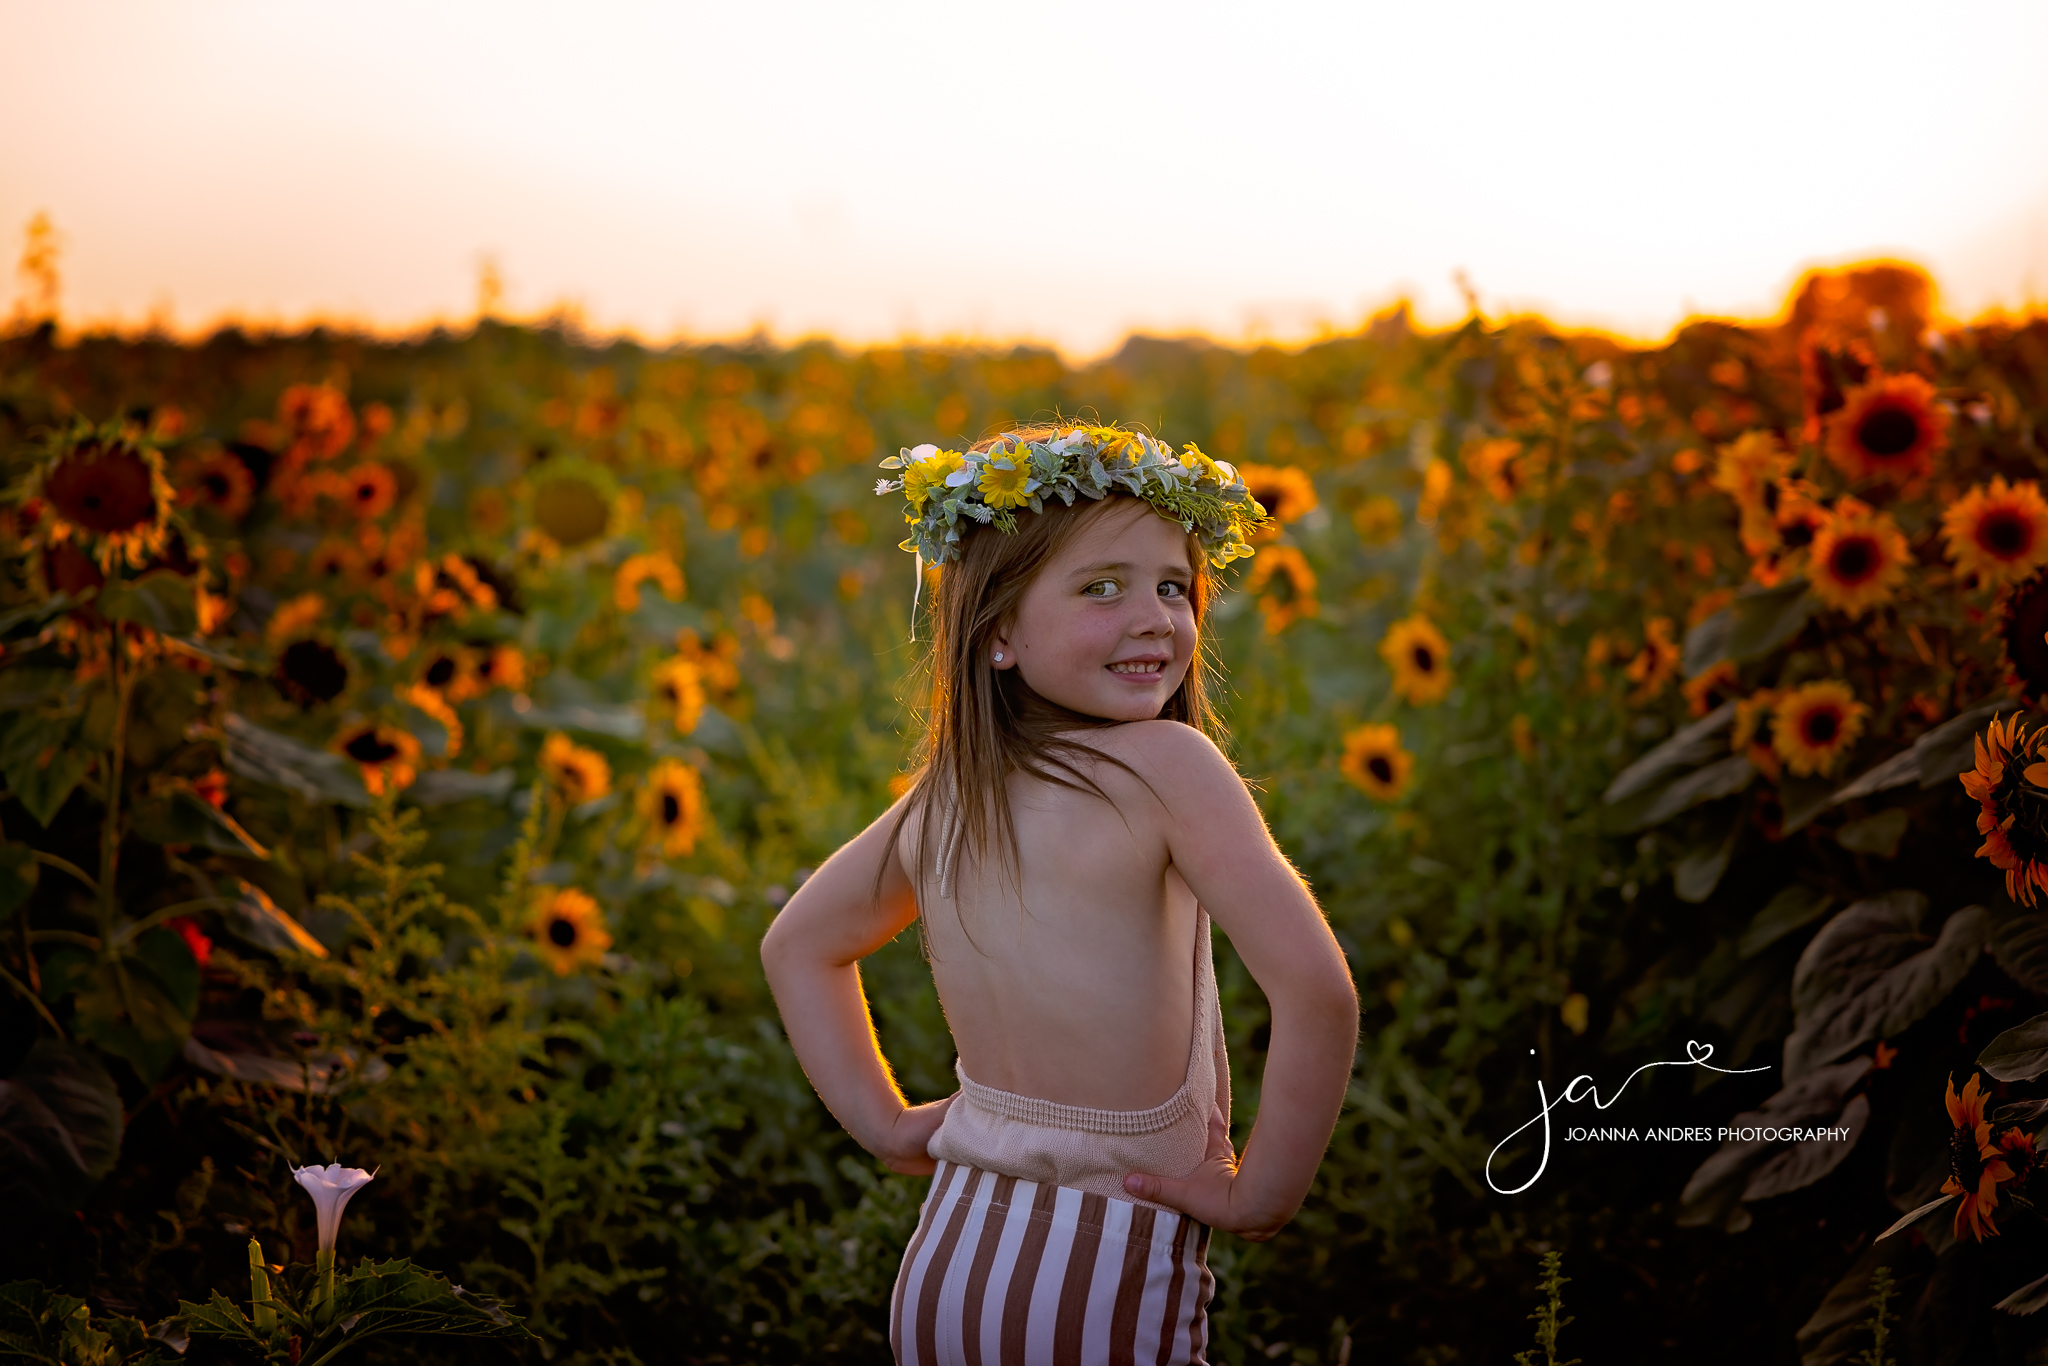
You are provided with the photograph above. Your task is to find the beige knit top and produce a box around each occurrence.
[924,906,1232,1212]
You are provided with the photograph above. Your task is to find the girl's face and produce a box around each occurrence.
[991,500,1198,722]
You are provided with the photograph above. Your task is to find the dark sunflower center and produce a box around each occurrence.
[343,731,400,764]
[1367,756,1394,784]
[1953,1123,1987,1190]
[1829,536,1879,584]
[1858,407,1921,459]
[203,473,231,499]
[47,445,158,533]
[424,656,457,687]
[278,640,348,704]
[2003,575,2048,704]
[548,917,578,947]
[355,478,379,502]
[662,793,681,823]
[1412,646,1435,673]
[1801,707,1841,746]
[1982,510,2033,559]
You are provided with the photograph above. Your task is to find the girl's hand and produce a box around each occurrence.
[877,1093,957,1175]
[1122,1105,1292,1242]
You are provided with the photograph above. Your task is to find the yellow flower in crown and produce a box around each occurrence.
[976,453,1036,510]
[900,447,965,511]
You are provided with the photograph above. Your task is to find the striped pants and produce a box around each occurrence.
[891,1160,1213,1366]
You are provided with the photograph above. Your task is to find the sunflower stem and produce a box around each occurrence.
[97,622,136,936]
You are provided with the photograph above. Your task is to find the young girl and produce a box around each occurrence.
[761,425,1358,1365]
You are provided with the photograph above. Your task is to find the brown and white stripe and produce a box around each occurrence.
[891,1159,1213,1366]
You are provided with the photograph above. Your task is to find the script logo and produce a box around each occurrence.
[1485,1040,1769,1195]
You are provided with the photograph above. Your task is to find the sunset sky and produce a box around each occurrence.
[4,1,2046,356]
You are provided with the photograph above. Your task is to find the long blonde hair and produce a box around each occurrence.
[882,425,1224,922]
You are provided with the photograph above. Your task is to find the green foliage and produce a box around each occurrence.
[180,1242,529,1366]
[1511,1251,1579,1366]
[3,272,2048,1362]
[1853,1266,1898,1366]
[0,1279,176,1366]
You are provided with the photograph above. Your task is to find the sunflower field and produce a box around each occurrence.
[6,265,2048,1365]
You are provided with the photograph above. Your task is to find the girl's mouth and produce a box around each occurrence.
[1107,659,1166,678]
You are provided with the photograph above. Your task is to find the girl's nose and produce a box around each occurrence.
[1133,593,1176,637]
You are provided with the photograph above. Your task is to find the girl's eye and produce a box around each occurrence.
[1083,579,1120,598]
[1159,581,1188,600]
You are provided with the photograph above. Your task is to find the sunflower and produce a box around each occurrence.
[433,554,500,612]
[1711,431,1793,555]
[43,541,105,601]
[1942,477,2048,589]
[1770,680,1868,778]
[1960,711,2048,905]
[278,383,357,463]
[1457,438,1529,504]
[1825,373,1948,485]
[532,472,613,547]
[335,722,420,796]
[265,592,328,647]
[1999,573,2048,704]
[177,446,257,521]
[613,551,686,612]
[37,428,176,569]
[900,449,965,510]
[1240,464,1320,523]
[975,456,1035,510]
[677,628,743,698]
[539,731,611,803]
[1798,328,1875,441]
[1683,661,1740,718]
[528,887,612,976]
[307,537,361,583]
[402,683,464,759]
[638,759,708,857]
[1625,618,1681,704]
[1807,498,1909,617]
[1248,545,1318,634]
[1339,724,1413,801]
[1351,495,1401,547]
[337,463,397,519]
[1731,687,1782,777]
[475,642,528,693]
[1942,1073,2016,1242]
[1380,616,1454,706]
[419,647,482,702]
[652,655,707,734]
[273,639,349,708]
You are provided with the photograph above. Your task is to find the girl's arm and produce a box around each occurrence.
[759,796,952,1174]
[1116,723,1360,1241]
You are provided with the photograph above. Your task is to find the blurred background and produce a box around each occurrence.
[8,6,2048,1366]
[5,0,2047,350]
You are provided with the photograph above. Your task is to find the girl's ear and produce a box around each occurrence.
[989,626,1016,669]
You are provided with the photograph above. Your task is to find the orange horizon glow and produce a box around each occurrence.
[6,2,2047,361]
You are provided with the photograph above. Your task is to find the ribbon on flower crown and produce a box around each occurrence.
[876,425,1270,631]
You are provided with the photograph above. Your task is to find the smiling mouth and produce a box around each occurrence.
[1107,660,1166,677]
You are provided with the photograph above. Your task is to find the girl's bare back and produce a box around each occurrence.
[905,723,1199,1112]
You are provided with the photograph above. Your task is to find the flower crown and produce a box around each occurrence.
[876,425,1268,568]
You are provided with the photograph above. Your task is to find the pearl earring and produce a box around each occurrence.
[993,652,1004,662]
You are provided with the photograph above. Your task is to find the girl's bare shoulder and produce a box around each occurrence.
[1074,721,1242,803]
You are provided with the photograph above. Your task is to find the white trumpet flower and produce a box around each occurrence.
[292,1163,377,1253]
